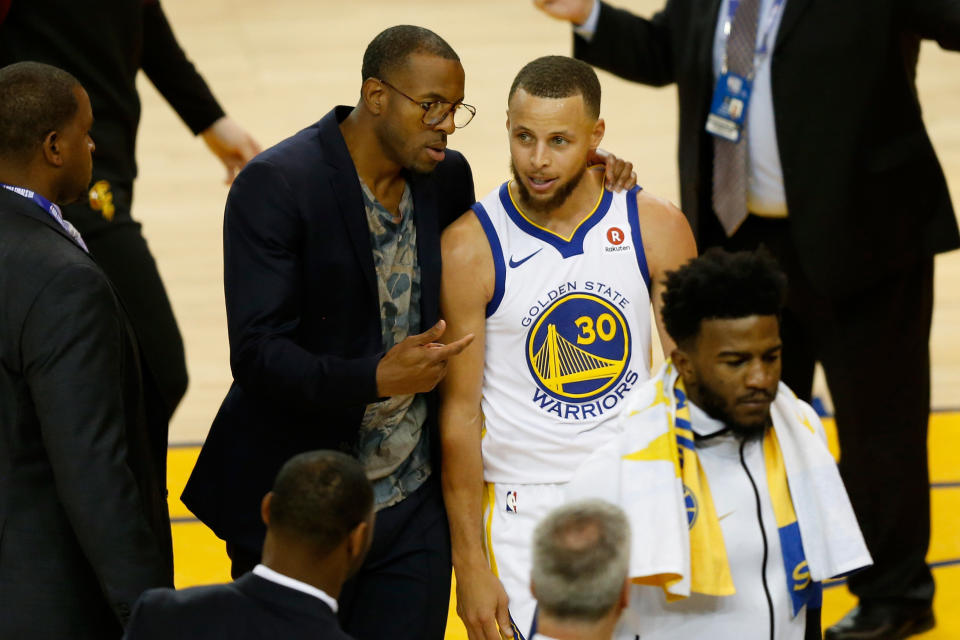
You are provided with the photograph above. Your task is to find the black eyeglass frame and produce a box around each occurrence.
[376,78,477,129]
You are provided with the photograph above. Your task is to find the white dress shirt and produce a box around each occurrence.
[576,0,789,216]
[252,564,339,613]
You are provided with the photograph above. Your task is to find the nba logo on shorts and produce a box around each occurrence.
[505,491,518,514]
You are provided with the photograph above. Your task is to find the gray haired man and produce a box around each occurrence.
[530,500,631,640]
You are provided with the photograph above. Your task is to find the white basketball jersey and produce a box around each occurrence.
[475,181,653,484]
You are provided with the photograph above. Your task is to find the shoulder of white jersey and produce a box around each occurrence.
[621,184,651,292]
[469,181,510,318]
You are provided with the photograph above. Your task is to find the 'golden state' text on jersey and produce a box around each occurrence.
[474,181,653,484]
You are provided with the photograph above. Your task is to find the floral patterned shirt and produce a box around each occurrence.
[355,176,431,510]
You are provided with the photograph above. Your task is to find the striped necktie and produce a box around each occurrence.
[47,203,90,252]
[712,0,761,236]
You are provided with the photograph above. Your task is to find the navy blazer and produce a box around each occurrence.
[124,573,352,640]
[183,106,476,551]
[575,0,960,297]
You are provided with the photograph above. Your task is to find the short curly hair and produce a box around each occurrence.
[509,55,601,119]
[268,450,373,554]
[361,25,459,83]
[661,248,787,347]
[0,62,80,162]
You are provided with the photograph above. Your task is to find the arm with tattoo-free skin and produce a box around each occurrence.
[635,190,698,357]
[440,211,514,640]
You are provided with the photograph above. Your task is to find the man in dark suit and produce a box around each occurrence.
[126,450,373,640]
[536,1,960,637]
[0,61,172,639]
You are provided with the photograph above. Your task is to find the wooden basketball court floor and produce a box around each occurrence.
[130,0,959,636]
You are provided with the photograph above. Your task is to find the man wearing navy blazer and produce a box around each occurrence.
[536,1,960,637]
[181,27,477,639]
[0,62,172,639]
[127,451,373,640]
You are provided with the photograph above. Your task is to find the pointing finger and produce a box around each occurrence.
[431,333,475,359]
[411,319,446,344]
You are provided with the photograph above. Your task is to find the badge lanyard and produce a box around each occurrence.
[707,0,787,142]
[1,183,90,251]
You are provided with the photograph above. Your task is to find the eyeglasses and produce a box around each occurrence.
[377,79,477,129]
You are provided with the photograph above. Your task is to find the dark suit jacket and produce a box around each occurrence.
[124,573,353,640]
[0,188,173,639]
[182,106,476,552]
[575,0,960,297]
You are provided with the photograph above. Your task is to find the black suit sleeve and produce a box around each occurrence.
[900,0,960,50]
[573,0,677,87]
[224,160,382,410]
[140,0,226,135]
[457,153,476,208]
[441,153,477,228]
[21,264,169,626]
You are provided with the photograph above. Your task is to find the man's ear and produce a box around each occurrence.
[41,131,64,167]
[360,77,387,115]
[590,117,605,150]
[672,346,695,383]
[260,492,273,527]
[618,577,631,611]
[346,519,370,559]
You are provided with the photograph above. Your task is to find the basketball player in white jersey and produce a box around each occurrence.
[439,56,697,640]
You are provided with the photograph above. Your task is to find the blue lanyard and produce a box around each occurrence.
[2,182,62,219]
[721,0,787,73]
[1,183,89,251]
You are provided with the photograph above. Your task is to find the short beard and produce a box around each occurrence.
[690,380,772,442]
[510,160,587,215]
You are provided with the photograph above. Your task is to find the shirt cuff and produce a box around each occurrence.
[573,0,601,41]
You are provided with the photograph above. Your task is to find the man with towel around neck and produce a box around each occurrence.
[568,248,872,640]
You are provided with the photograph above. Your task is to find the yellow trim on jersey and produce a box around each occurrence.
[506,166,606,243]
[483,482,501,578]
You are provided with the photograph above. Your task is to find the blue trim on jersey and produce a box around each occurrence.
[472,202,506,317]
[508,609,528,640]
[626,185,652,292]
[498,182,613,258]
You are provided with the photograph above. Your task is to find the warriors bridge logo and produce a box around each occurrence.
[526,292,631,404]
